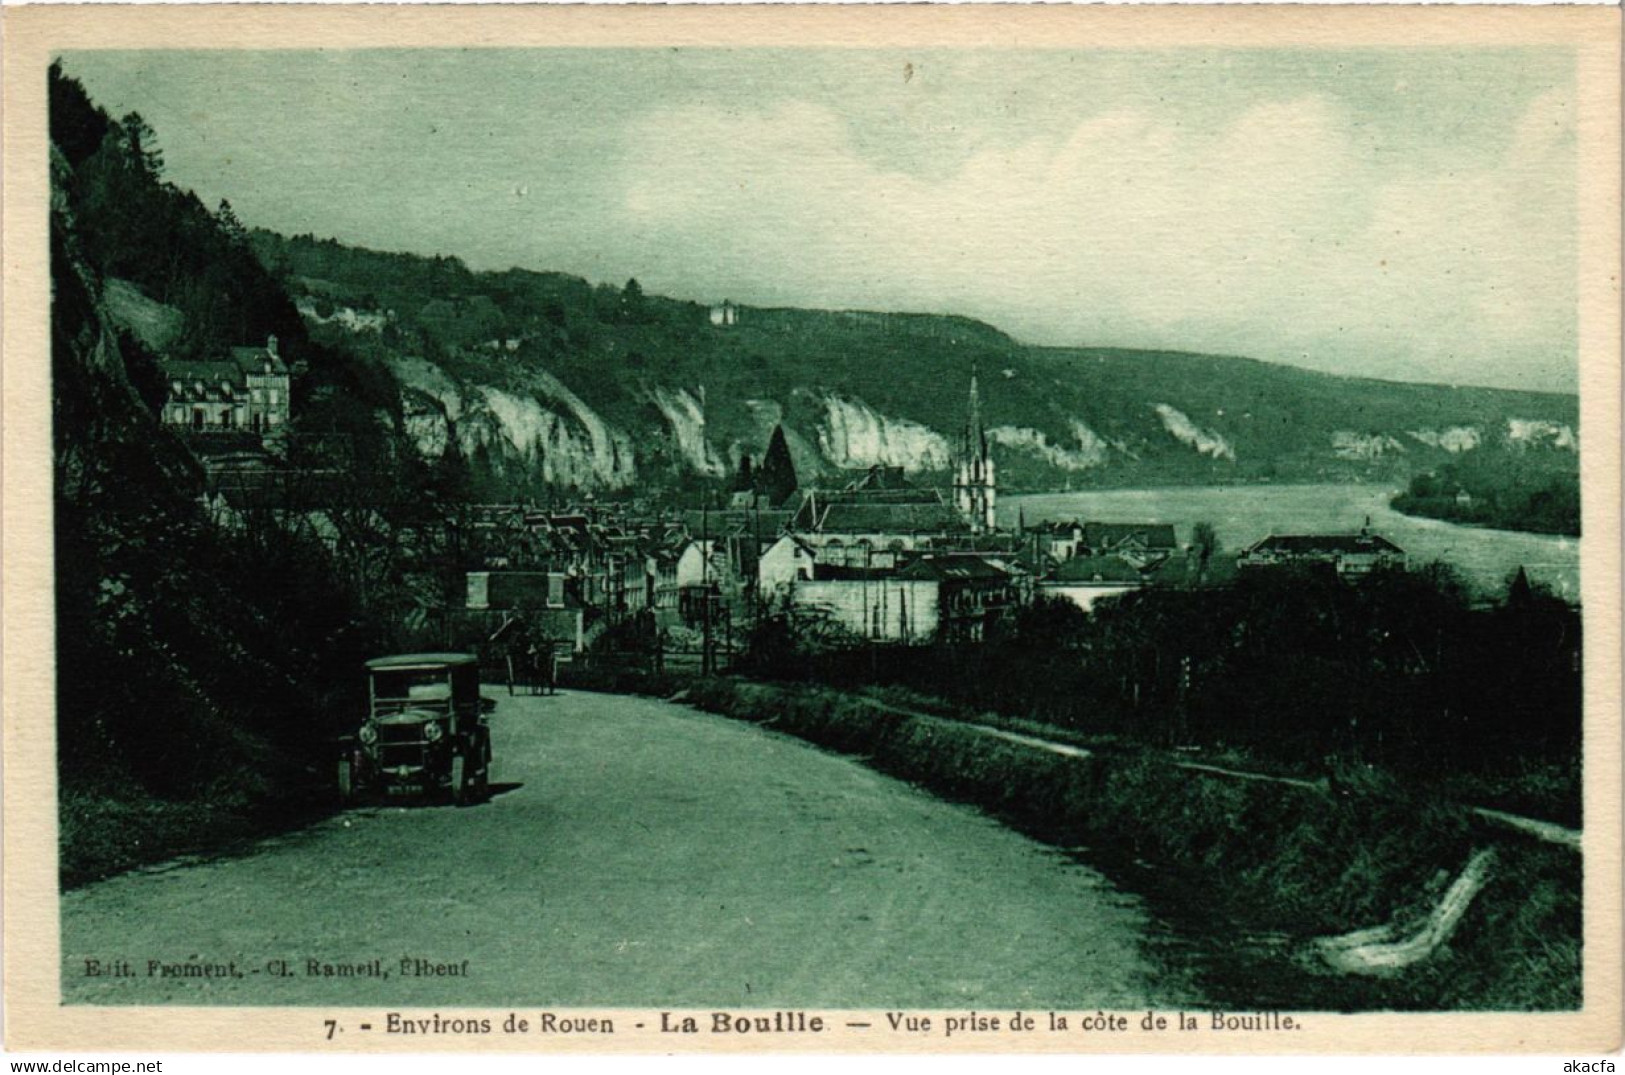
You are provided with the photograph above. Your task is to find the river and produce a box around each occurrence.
[1005,483,1578,600]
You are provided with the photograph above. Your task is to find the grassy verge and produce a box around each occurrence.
[1436,761,1583,830]
[572,669,1581,1011]
[59,780,331,889]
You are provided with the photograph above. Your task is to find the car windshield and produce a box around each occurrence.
[373,670,452,701]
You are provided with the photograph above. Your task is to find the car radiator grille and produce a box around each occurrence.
[377,724,424,744]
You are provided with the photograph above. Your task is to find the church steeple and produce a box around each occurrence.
[966,366,985,453]
[954,365,996,534]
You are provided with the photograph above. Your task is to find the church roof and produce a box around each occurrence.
[962,367,988,456]
[843,464,916,493]
[807,500,967,535]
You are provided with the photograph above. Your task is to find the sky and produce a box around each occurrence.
[61,48,1578,392]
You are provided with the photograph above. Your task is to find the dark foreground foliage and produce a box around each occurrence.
[51,63,458,885]
[739,563,1582,824]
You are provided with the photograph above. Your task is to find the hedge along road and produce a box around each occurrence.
[61,690,1194,1008]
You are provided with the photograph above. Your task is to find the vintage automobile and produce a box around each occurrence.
[339,653,493,805]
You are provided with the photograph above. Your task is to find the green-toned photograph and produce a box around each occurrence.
[50,43,1583,1015]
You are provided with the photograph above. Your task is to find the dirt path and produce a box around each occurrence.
[872,697,1580,853]
[61,690,1189,1008]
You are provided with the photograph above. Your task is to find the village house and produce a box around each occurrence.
[467,569,566,611]
[782,563,941,644]
[1079,522,1180,568]
[759,524,977,597]
[1038,554,1145,612]
[160,335,290,435]
[463,569,586,653]
[461,504,694,628]
[781,552,1020,644]
[651,543,683,616]
[675,538,726,593]
[1236,523,1407,577]
[674,531,766,625]
[777,467,963,588]
[602,547,648,616]
[1027,519,1086,562]
[757,533,820,595]
[904,554,1021,642]
[1013,519,1178,570]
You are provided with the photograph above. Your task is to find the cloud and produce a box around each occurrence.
[64,49,1576,392]
[612,91,1575,391]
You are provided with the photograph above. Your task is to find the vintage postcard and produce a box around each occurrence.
[3,2,1620,1058]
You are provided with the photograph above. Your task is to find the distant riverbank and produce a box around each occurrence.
[1390,491,1580,539]
[1006,483,1578,600]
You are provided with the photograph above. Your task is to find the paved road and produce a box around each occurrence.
[61,691,1189,1008]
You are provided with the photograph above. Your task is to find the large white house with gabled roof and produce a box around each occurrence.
[160,335,290,435]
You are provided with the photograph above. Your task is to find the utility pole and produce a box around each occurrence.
[701,495,714,675]
[752,497,762,628]
[699,386,716,677]
[1177,653,1193,747]
[866,542,878,678]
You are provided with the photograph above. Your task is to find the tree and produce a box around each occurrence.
[1191,521,1219,583]
[49,60,111,168]
[119,111,164,177]
[1409,470,1442,499]
[115,329,167,416]
[756,425,799,507]
[620,277,646,323]
[1505,565,1535,609]
[216,199,248,247]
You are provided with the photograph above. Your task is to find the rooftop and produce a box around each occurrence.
[842,464,918,494]
[800,499,967,534]
[162,343,288,384]
[365,652,479,670]
[899,554,1012,582]
[1243,533,1406,556]
[1051,555,1145,584]
[1082,522,1179,550]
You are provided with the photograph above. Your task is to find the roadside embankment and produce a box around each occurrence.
[59,781,330,889]
[571,670,1580,1011]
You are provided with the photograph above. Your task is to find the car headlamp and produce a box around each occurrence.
[423,721,444,743]
[359,723,378,745]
